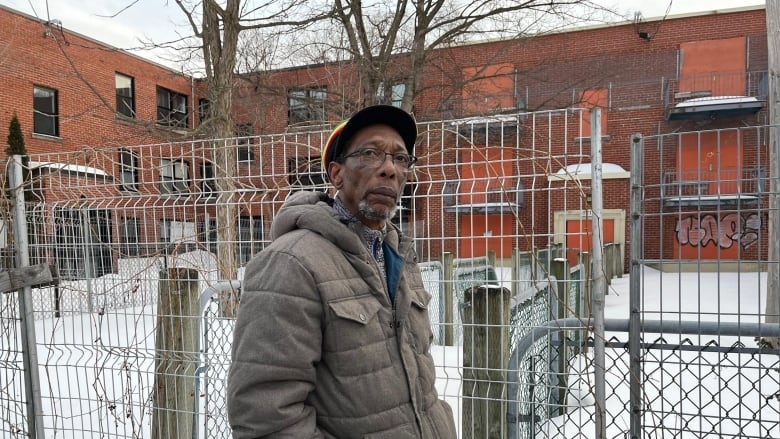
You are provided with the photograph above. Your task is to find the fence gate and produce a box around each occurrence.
[627,128,780,438]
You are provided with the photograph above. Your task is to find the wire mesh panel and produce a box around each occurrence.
[629,127,780,438]
[0,108,653,438]
[0,291,27,437]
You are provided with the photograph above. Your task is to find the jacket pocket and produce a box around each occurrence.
[364,422,417,439]
[325,295,392,376]
[407,288,433,354]
[329,294,383,325]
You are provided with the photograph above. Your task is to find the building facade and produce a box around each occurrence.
[0,4,771,275]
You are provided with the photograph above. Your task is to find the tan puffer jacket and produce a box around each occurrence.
[228,191,456,438]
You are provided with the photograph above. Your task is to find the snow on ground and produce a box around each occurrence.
[12,265,777,438]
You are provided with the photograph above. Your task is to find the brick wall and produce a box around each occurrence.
[0,6,199,159]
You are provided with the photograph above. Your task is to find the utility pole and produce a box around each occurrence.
[765,0,780,347]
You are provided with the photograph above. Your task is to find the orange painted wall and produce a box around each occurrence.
[457,147,516,258]
[579,88,608,137]
[458,214,515,258]
[677,130,742,195]
[679,37,746,96]
[565,219,615,266]
[673,212,759,259]
[461,63,516,114]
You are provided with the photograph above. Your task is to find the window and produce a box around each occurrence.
[198,217,264,265]
[116,73,135,118]
[287,156,327,193]
[119,149,139,192]
[462,63,516,115]
[160,219,197,253]
[156,87,188,128]
[578,88,608,137]
[288,87,327,125]
[33,85,59,136]
[236,216,264,265]
[235,123,254,162]
[392,183,417,226]
[200,161,216,198]
[198,98,211,125]
[378,82,405,108]
[120,217,141,256]
[199,217,217,254]
[160,159,190,195]
[54,208,113,279]
[679,37,746,96]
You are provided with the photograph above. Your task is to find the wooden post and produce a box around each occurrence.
[442,252,454,346]
[549,258,569,416]
[0,264,54,294]
[604,243,613,287]
[462,285,510,439]
[580,252,592,354]
[152,268,199,439]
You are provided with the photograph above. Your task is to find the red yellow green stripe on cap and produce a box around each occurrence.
[322,119,349,170]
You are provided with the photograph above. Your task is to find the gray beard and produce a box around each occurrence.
[358,199,397,221]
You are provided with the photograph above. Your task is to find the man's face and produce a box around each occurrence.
[328,124,410,230]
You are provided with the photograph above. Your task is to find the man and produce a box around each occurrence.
[228,105,457,438]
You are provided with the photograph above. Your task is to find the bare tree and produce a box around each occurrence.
[327,0,614,112]
[173,0,331,290]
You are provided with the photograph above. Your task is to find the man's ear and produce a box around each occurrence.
[328,162,343,189]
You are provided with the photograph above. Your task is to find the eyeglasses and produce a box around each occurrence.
[339,148,418,170]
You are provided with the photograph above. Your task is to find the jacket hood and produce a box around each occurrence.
[270,191,366,255]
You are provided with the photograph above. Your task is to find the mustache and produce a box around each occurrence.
[368,187,398,198]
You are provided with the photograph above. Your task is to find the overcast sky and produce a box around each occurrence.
[2,0,766,69]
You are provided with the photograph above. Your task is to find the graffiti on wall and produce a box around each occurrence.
[676,213,761,249]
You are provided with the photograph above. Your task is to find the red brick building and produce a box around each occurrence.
[239,6,769,266]
[0,4,770,272]
[0,5,203,154]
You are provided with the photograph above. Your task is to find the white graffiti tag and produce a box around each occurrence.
[675,213,761,249]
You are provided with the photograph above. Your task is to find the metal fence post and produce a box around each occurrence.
[629,133,644,438]
[10,155,45,439]
[590,109,606,439]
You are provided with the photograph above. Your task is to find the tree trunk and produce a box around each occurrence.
[203,0,241,316]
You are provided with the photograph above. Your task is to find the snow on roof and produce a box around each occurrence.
[29,161,110,178]
[675,95,759,108]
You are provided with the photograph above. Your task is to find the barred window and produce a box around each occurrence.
[119,149,139,192]
[120,217,141,256]
[287,87,327,125]
[54,208,114,279]
[156,87,188,128]
[160,159,190,195]
[287,156,326,194]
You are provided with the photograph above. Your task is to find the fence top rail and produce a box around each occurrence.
[511,318,780,364]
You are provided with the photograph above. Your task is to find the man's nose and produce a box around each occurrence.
[376,153,398,175]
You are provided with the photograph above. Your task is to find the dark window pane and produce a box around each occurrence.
[116,73,135,118]
[156,87,188,128]
[33,86,59,136]
[120,150,139,192]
